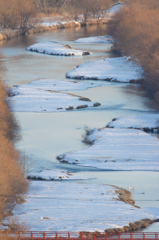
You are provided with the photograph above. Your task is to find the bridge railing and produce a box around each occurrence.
[0,231,159,240]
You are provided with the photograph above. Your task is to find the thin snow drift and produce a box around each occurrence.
[10,79,101,112]
[74,35,112,44]
[26,41,90,56]
[107,114,159,133]
[57,128,159,171]
[27,169,94,181]
[12,79,103,92]
[66,57,142,83]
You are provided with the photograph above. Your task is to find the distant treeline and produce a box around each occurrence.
[108,0,159,108]
[0,0,117,35]
[34,0,117,20]
[0,80,28,220]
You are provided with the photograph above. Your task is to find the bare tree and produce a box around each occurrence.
[0,0,37,34]
[17,0,37,35]
[64,0,113,21]
[0,0,19,29]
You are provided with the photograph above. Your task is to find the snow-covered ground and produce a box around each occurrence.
[74,35,112,44]
[107,114,159,132]
[10,79,101,112]
[26,42,90,56]
[40,18,77,27]
[27,169,94,181]
[66,57,143,82]
[57,128,159,171]
[107,3,124,18]
[9,181,154,231]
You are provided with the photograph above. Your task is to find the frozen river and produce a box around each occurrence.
[1,24,159,231]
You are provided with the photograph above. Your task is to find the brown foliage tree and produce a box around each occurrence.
[108,0,159,107]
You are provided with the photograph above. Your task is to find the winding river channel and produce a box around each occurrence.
[1,24,159,231]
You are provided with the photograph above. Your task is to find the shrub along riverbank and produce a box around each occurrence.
[0,80,28,223]
[108,0,159,108]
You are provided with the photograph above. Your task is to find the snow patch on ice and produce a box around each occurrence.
[107,114,159,132]
[74,35,112,44]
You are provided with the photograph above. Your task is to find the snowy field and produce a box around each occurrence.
[66,57,143,82]
[10,79,101,112]
[26,42,90,56]
[9,181,154,231]
[27,170,95,181]
[107,114,159,132]
[57,128,159,171]
[74,35,112,44]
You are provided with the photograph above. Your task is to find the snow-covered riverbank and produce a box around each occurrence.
[66,57,143,83]
[26,42,90,56]
[57,128,159,171]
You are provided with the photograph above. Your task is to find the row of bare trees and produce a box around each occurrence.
[0,80,28,221]
[0,0,117,34]
[34,0,115,20]
[0,0,116,35]
[108,0,159,108]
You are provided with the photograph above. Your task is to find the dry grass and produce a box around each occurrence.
[0,33,7,41]
[2,29,18,39]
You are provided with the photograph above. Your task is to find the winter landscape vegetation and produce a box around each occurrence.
[0,0,159,237]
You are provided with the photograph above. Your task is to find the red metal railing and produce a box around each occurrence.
[0,231,159,240]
